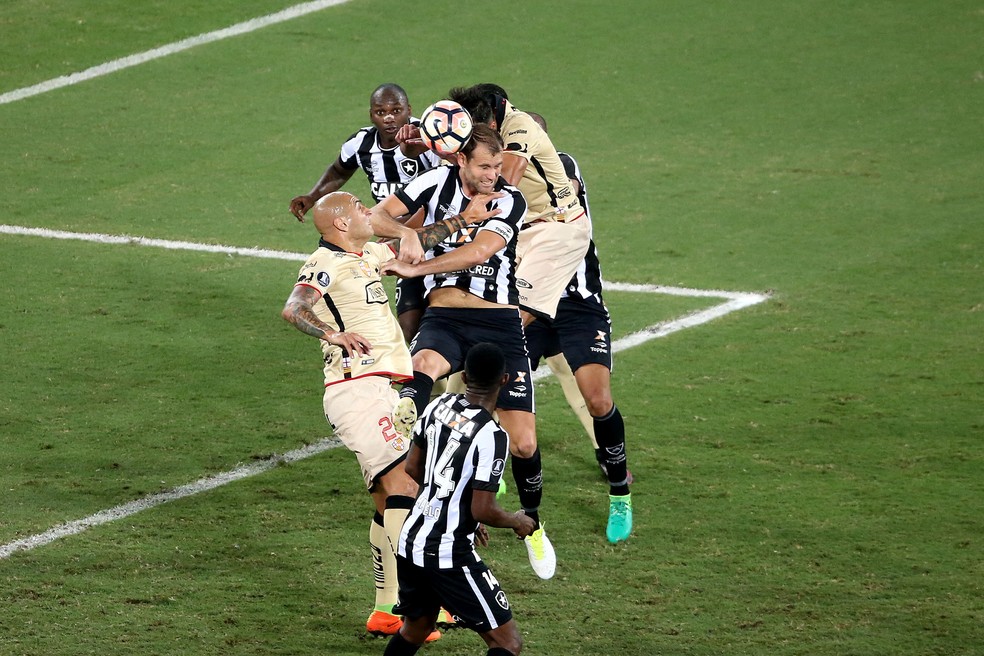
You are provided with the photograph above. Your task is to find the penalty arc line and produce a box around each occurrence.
[0,224,770,559]
[0,0,354,106]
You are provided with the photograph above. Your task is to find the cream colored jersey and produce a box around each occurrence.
[294,240,412,387]
[499,101,586,223]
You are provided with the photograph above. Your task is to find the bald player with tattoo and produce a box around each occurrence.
[281,191,497,641]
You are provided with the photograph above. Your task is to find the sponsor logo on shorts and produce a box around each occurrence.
[591,345,609,354]
[516,278,533,289]
[596,330,607,341]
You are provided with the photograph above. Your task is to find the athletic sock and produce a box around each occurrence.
[594,404,630,497]
[546,353,597,446]
[369,512,395,610]
[383,495,413,559]
[383,631,421,656]
[511,448,543,527]
[487,648,516,656]
[400,371,435,416]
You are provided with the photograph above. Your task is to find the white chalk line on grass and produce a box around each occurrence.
[0,439,342,560]
[0,224,769,559]
[0,0,353,106]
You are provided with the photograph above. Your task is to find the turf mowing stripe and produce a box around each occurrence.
[0,0,354,106]
[0,439,343,560]
[0,223,769,558]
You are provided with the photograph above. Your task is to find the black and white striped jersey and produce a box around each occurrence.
[397,393,509,569]
[338,121,442,203]
[395,166,527,306]
[558,151,605,306]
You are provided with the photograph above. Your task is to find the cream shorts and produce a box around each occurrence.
[515,217,592,320]
[322,375,409,489]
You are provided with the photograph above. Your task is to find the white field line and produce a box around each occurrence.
[0,0,352,106]
[0,440,342,560]
[0,224,770,559]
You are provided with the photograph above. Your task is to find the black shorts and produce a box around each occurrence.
[411,307,534,412]
[395,276,427,315]
[524,297,612,373]
[393,555,513,633]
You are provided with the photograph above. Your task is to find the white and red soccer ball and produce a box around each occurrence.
[418,100,473,156]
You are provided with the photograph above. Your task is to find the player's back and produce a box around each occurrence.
[399,393,509,569]
[499,103,582,222]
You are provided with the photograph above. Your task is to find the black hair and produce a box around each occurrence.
[371,83,408,103]
[448,83,508,126]
[464,342,507,389]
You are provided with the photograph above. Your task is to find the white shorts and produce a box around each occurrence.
[515,217,592,320]
[322,376,409,489]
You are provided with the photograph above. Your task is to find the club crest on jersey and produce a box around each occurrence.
[399,159,419,177]
[357,261,372,277]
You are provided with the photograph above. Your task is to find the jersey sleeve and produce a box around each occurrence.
[337,130,365,170]
[501,112,542,162]
[471,423,509,493]
[478,183,526,243]
[294,252,332,294]
[394,167,441,216]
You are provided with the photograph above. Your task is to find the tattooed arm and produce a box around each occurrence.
[281,284,372,356]
[389,192,506,253]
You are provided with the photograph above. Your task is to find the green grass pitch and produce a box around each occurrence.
[1,1,981,654]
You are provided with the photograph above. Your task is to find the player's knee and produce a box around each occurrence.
[584,392,614,418]
[509,435,538,459]
[377,468,418,498]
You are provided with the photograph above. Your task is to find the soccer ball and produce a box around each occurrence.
[418,100,473,156]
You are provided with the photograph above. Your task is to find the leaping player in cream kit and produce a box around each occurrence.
[281,191,497,641]
[448,84,592,328]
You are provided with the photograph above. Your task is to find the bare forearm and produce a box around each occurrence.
[308,162,353,199]
[415,214,468,250]
[282,300,336,340]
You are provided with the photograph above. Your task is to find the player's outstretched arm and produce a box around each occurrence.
[382,229,506,279]
[403,441,426,484]
[281,285,371,355]
[396,123,428,158]
[289,157,356,222]
[471,490,536,539]
[371,196,424,264]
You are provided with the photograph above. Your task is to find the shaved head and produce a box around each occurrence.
[312,191,358,236]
